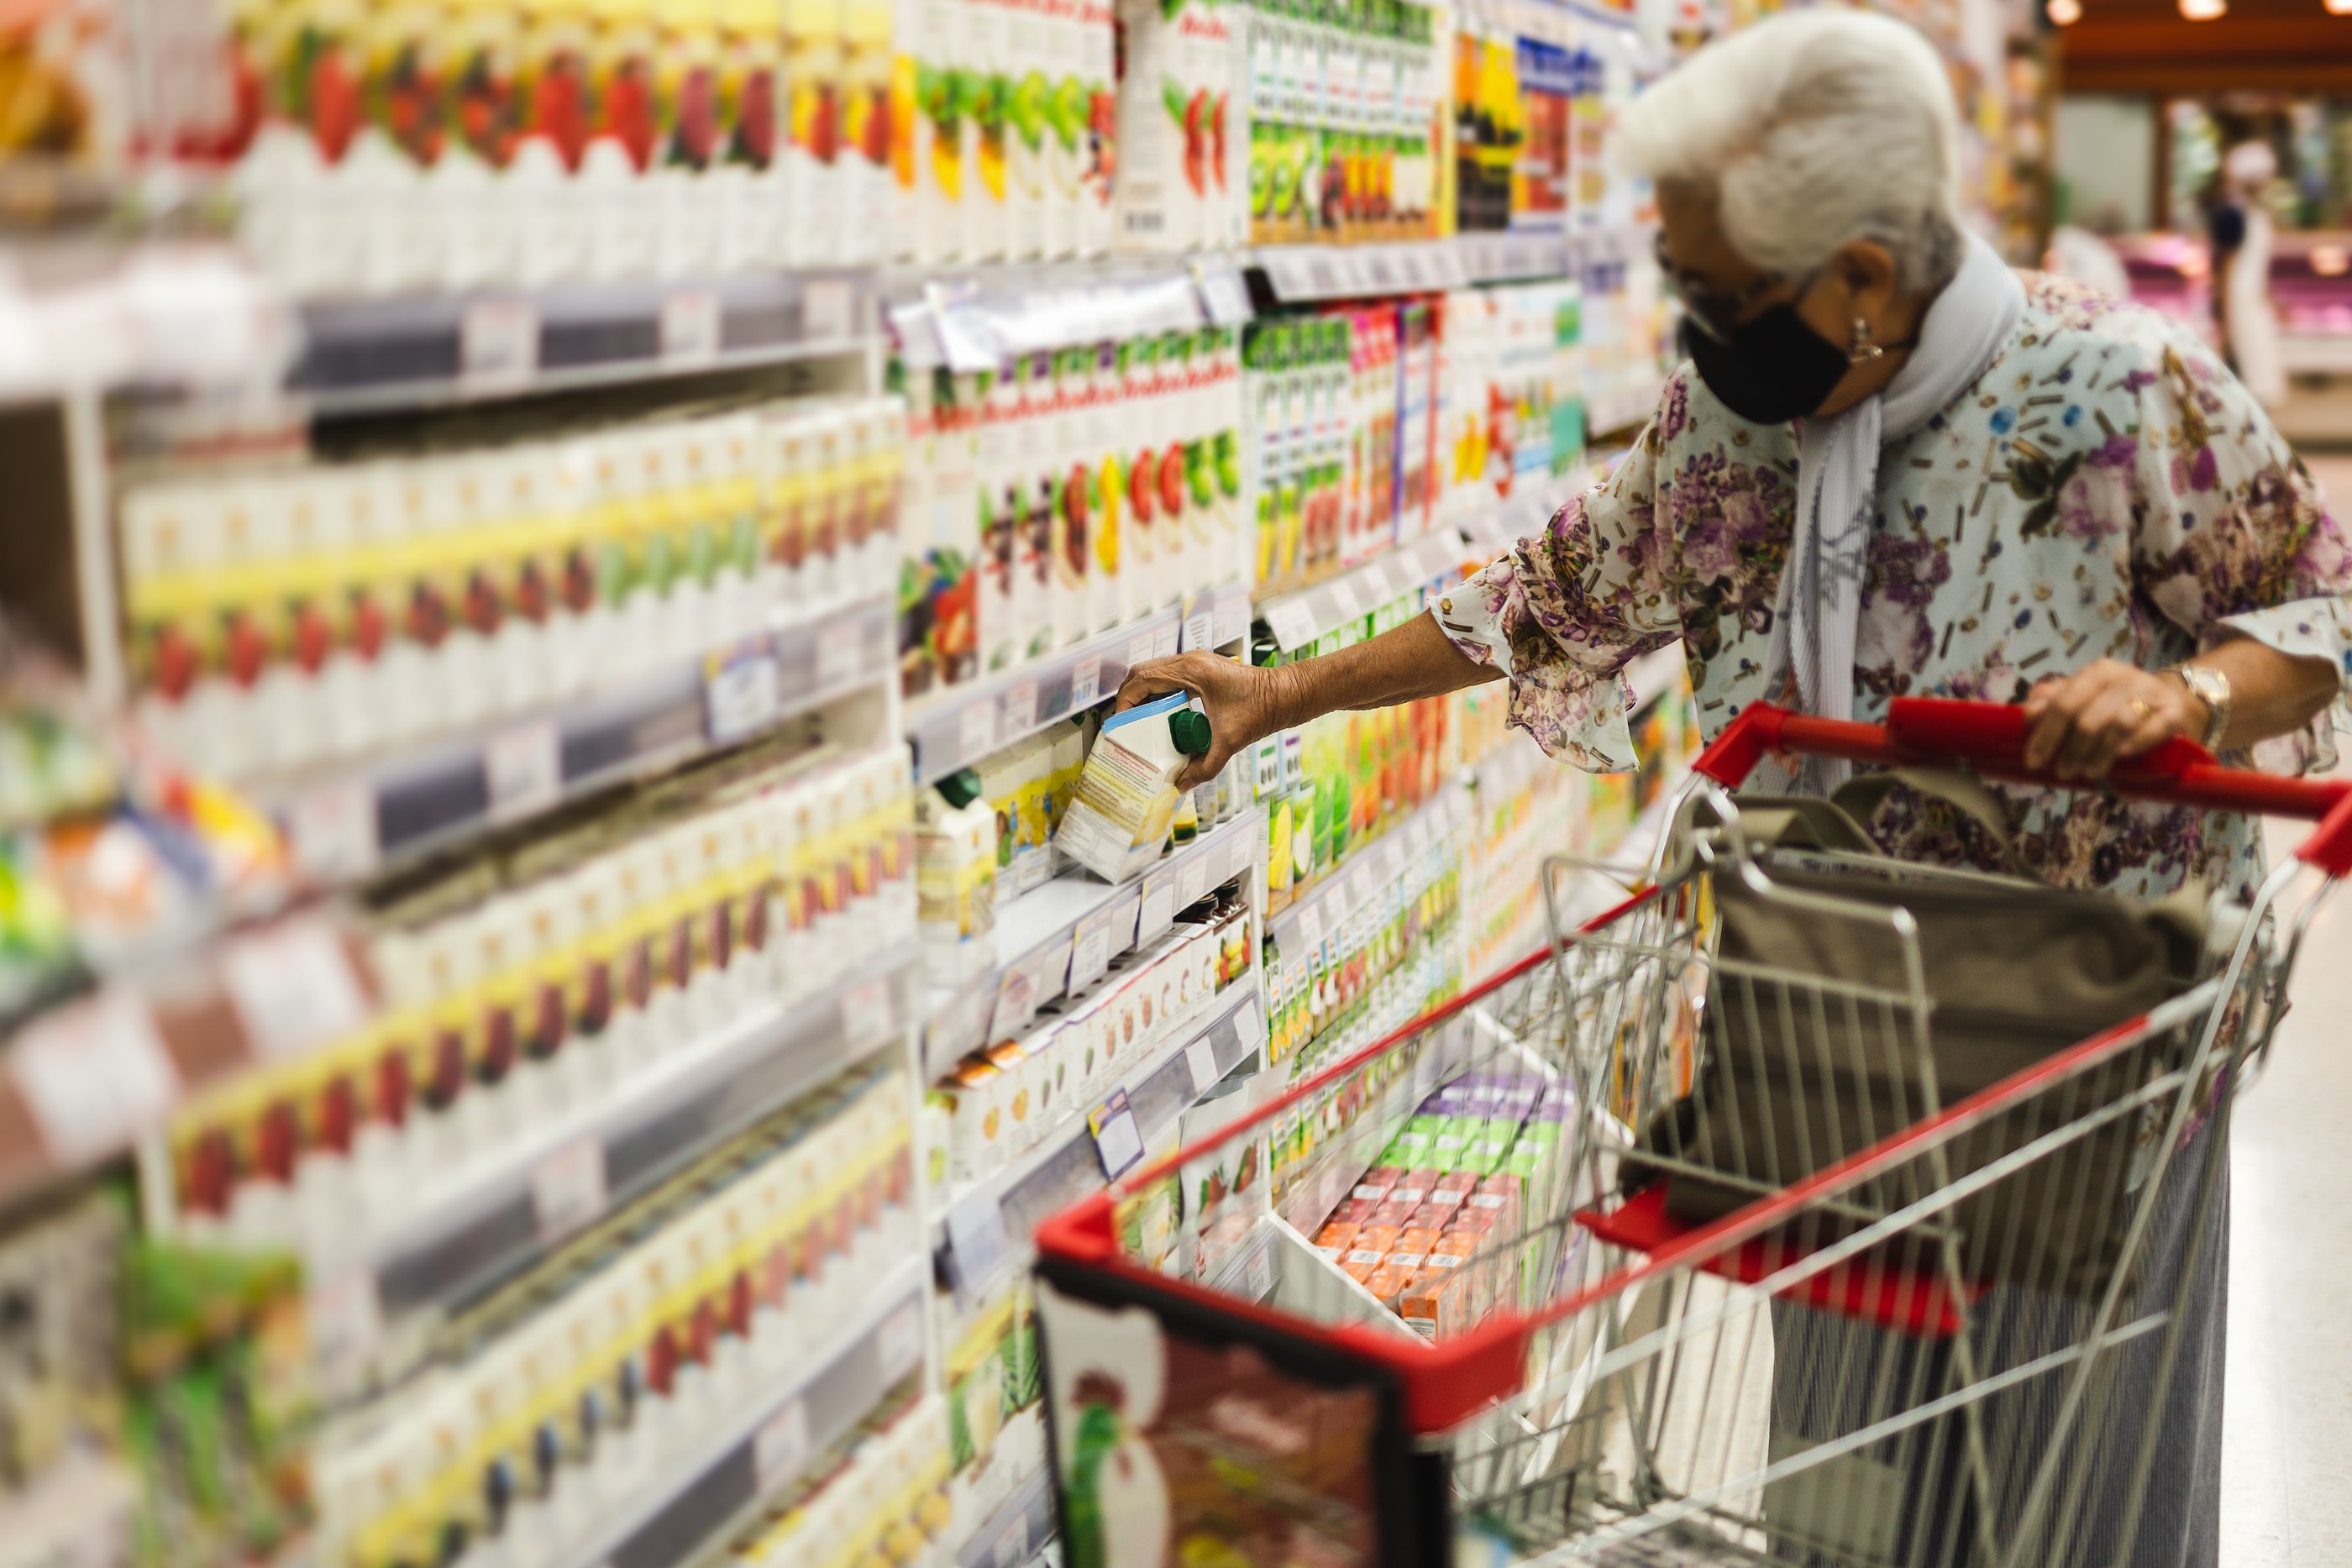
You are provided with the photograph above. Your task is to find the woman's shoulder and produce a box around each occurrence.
[2012,270,2210,379]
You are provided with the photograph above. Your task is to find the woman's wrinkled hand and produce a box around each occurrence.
[2022,658,2210,780]
[1114,651,1286,790]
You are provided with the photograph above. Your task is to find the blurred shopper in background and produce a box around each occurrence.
[2208,137,2288,407]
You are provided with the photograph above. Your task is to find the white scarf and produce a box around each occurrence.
[1756,232,2025,794]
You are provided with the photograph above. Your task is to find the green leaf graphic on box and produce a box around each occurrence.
[1162,78,1189,127]
[1010,73,1048,149]
[1049,76,1086,150]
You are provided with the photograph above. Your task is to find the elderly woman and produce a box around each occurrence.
[1126,11,2349,1566]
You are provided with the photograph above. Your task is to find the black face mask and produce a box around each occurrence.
[1679,303,1853,426]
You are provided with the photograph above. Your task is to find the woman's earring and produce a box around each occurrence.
[1847,317,1883,364]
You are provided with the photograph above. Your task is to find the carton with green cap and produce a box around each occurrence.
[1054,691,1214,882]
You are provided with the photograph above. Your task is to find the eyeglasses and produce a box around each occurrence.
[1653,234,1789,340]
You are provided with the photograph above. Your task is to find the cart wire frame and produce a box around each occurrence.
[1033,697,2349,1568]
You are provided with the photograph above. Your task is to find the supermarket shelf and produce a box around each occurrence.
[291,269,877,415]
[956,1469,1056,1568]
[1255,528,1468,653]
[1273,997,1471,1239]
[1204,1215,1284,1304]
[906,582,1249,787]
[924,809,1263,1078]
[889,258,1253,372]
[1249,224,1654,307]
[271,597,895,886]
[1,912,375,1218]
[555,1257,928,1568]
[933,981,1265,1293]
[315,947,920,1380]
[1455,473,1583,559]
[1266,777,1473,955]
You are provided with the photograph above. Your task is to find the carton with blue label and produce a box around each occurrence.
[1054,692,1212,882]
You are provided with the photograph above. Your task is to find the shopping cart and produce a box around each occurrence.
[1032,696,2351,1568]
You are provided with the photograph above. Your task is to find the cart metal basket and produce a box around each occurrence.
[1032,697,2351,1568]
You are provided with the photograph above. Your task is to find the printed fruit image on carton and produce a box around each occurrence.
[921,66,969,198]
[1163,80,1206,198]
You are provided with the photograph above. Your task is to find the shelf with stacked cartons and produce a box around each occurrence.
[0,0,1696,1562]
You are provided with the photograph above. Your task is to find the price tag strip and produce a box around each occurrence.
[1088,1089,1146,1180]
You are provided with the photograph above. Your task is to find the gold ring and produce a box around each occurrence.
[2129,698,2153,721]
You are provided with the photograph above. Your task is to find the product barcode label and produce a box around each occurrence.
[1068,656,1102,711]
[11,990,178,1163]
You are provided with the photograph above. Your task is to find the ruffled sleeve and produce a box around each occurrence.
[1430,400,1683,771]
[2129,331,2352,774]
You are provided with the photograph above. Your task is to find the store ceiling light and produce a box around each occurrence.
[2328,0,2352,15]
[2046,0,2081,24]
[2178,0,2225,18]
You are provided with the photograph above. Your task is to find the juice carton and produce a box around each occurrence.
[843,0,895,260]
[433,0,521,288]
[655,0,722,278]
[714,0,783,269]
[1055,692,1213,883]
[969,0,1014,259]
[1004,0,1049,257]
[513,0,595,283]
[583,0,660,280]
[781,0,846,266]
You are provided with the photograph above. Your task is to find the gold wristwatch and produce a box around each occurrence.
[2170,663,2232,750]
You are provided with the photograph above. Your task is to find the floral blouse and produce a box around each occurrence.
[1436,274,2352,900]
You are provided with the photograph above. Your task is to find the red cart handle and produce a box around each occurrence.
[1694,697,2352,877]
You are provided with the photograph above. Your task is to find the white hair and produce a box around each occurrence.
[1617,10,1965,291]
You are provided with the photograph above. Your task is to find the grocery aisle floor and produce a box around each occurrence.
[2218,453,2352,1567]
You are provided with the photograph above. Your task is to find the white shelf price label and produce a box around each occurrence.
[459,297,538,393]
[659,289,722,364]
[956,697,1000,765]
[1266,598,1316,649]
[803,277,858,343]
[1184,610,1214,651]
[944,1189,1016,1297]
[1176,853,1209,911]
[842,976,896,1044]
[1294,899,1326,950]
[1137,877,1177,947]
[816,617,864,690]
[486,719,562,823]
[994,1519,1030,1568]
[1184,1034,1221,1095]
[1068,919,1114,994]
[1329,577,1362,621]
[1125,634,1157,675]
[1152,621,1180,659]
[1000,679,1039,737]
[223,919,370,1062]
[1226,831,1254,884]
[878,1298,926,1382]
[11,990,178,1163]
[532,1135,608,1242]
[706,649,781,743]
[753,1399,811,1492]
[1233,994,1266,1052]
[1068,656,1103,711]
[1243,1235,1276,1300]
[1088,1089,1145,1179]
[287,778,381,884]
